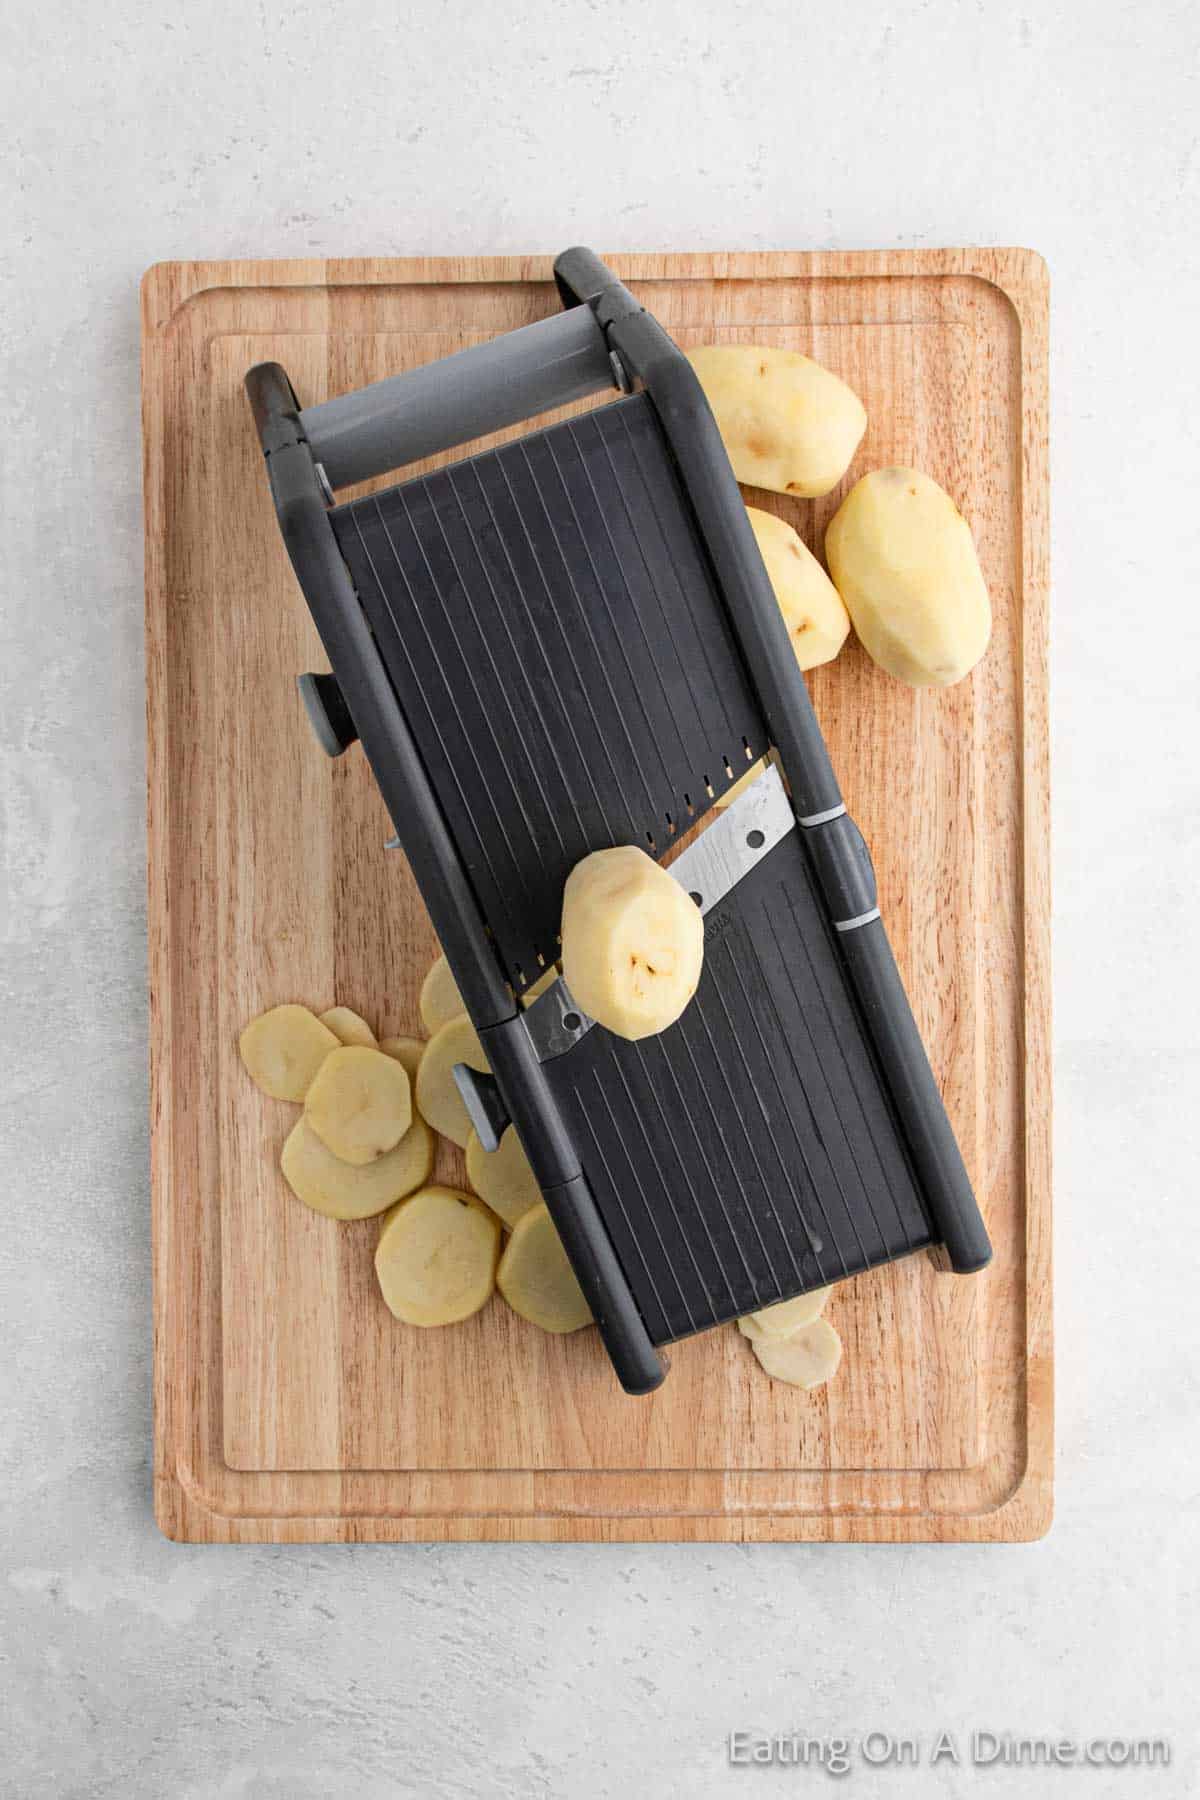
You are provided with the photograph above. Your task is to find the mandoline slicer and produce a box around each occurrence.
[245,247,991,1395]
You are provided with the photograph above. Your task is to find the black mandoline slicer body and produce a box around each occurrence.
[245,247,991,1395]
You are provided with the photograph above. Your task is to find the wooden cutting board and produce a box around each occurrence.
[143,249,1051,1543]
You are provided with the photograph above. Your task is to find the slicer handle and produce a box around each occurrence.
[299,306,616,491]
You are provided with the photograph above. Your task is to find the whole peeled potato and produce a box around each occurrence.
[561,845,703,1041]
[747,506,850,672]
[688,344,867,498]
[825,468,991,687]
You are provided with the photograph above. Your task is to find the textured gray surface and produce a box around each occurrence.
[2,0,1198,1795]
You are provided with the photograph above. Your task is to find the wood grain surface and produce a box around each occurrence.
[143,250,1051,1542]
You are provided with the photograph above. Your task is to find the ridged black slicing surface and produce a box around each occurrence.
[544,835,935,1344]
[332,394,764,988]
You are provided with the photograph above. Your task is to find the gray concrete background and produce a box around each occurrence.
[2,1,1197,1795]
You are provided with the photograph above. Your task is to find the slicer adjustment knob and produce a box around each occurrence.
[298,672,358,758]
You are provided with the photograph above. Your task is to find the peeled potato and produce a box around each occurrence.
[825,468,991,686]
[688,343,867,498]
[561,846,703,1041]
[747,506,850,671]
[319,1006,376,1047]
[238,1004,339,1102]
[751,1317,843,1389]
[303,1045,412,1165]
[497,1203,592,1333]
[378,1035,425,1084]
[419,955,465,1036]
[282,1114,434,1220]
[466,1125,541,1230]
[415,1015,490,1148]
[737,1286,831,1342]
[375,1185,500,1325]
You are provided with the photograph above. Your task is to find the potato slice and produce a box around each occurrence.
[751,1317,842,1388]
[561,845,703,1041]
[419,954,465,1036]
[497,1203,592,1333]
[825,468,991,686]
[378,1035,425,1083]
[737,1286,831,1342]
[520,965,558,1007]
[715,760,766,810]
[747,506,850,671]
[319,1006,377,1047]
[466,1125,541,1230]
[375,1185,500,1325]
[282,1114,434,1220]
[238,1004,339,1102]
[415,1015,490,1148]
[303,1045,412,1165]
[688,344,867,498]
